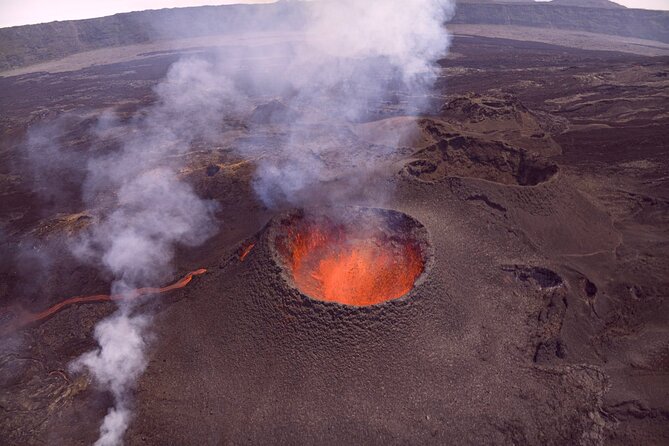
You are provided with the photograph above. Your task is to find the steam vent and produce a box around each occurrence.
[3,0,669,443]
[271,208,429,306]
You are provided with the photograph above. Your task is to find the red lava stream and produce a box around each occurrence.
[0,269,207,335]
[239,242,256,261]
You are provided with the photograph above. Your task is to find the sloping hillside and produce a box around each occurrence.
[449,3,668,41]
[0,1,667,71]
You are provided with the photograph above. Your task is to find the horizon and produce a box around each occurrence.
[0,1,276,29]
[0,0,667,29]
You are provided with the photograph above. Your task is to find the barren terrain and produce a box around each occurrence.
[0,19,668,446]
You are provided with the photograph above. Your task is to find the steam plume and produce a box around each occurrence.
[71,312,149,446]
[247,0,453,207]
[67,57,243,446]
[18,1,453,444]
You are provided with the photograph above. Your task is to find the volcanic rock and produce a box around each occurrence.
[0,8,668,445]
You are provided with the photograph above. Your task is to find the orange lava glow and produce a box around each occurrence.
[239,242,256,262]
[281,222,423,306]
[0,269,207,335]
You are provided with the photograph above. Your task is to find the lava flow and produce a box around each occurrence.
[277,212,425,306]
[239,242,256,261]
[0,269,207,335]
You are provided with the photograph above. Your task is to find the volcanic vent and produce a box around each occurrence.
[271,208,430,306]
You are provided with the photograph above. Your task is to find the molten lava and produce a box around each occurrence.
[0,269,206,335]
[239,242,256,262]
[278,217,424,306]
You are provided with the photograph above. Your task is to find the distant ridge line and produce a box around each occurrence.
[0,2,667,71]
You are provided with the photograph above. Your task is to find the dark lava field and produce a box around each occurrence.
[0,17,668,446]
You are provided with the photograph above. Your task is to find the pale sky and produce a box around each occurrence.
[0,1,277,28]
[0,0,667,28]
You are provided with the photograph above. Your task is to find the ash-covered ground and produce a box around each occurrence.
[0,26,668,446]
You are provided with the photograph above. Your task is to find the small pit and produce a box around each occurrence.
[273,208,429,306]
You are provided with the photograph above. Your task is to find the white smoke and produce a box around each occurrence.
[75,169,219,287]
[244,0,454,207]
[71,311,149,446]
[20,1,453,444]
[307,0,450,81]
[67,57,245,446]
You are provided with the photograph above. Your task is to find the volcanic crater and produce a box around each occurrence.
[1,5,668,445]
[270,208,431,307]
[402,135,559,186]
